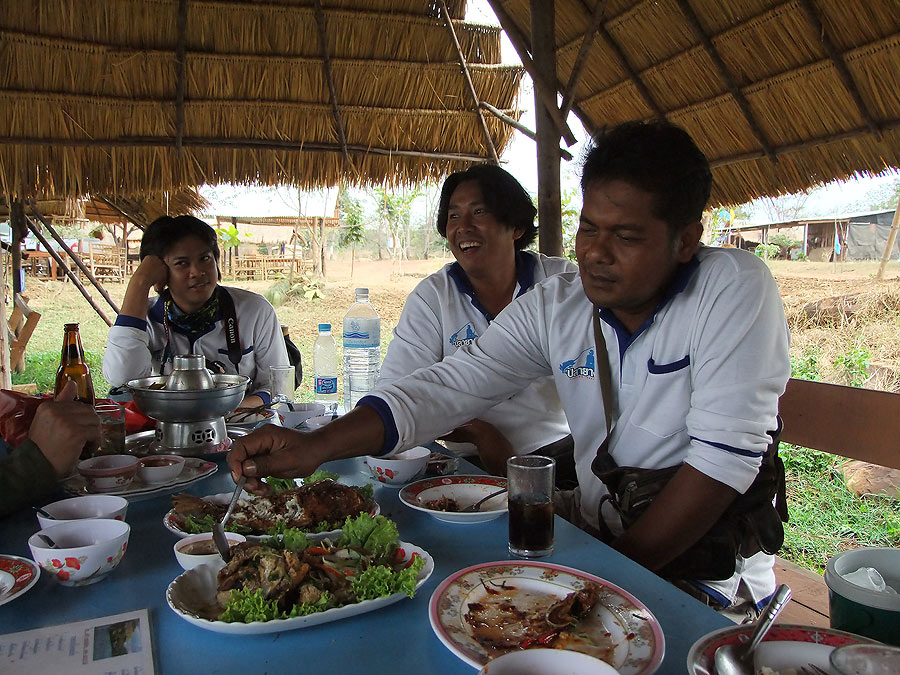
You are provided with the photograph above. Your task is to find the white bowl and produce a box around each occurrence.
[137,455,186,484]
[174,532,246,571]
[27,519,130,586]
[278,403,326,428]
[477,648,619,675]
[304,414,335,430]
[76,454,139,493]
[365,446,431,486]
[36,495,128,529]
[226,408,282,428]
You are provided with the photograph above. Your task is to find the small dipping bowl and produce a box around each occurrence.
[36,494,128,529]
[174,532,246,571]
[278,403,326,428]
[27,518,130,586]
[77,454,139,493]
[137,455,186,484]
[303,414,335,431]
[477,649,619,675]
[365,446,431,486]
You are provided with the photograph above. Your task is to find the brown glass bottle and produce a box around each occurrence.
[54,323,96,404]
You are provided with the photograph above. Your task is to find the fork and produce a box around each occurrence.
[799,665,830,675]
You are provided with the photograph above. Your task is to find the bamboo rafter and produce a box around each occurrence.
[559,0,609,122]
[314,0,351,166]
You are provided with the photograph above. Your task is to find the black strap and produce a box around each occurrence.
[217,287,242,371]
[591,307,617,477]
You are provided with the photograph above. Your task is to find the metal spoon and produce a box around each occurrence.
[34,506,55,520]
[461,488,508,513]
[714,584,792,675]
[37,533,59,548]
[212,476,246,562]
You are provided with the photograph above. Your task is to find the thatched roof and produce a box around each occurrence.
[493,0,900,207]
[0,0,523,198]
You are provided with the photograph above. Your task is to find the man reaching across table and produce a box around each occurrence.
[228,121,791,618]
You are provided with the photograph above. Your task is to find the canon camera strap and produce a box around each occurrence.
[217,287,243,372]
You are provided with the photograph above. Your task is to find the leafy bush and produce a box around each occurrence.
[754,242,781,258]
[833,344,870,387]
[790,346,820,381]
[264,277,323,307]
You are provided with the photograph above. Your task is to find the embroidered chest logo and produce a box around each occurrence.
[449,323,479,348]
[559,347,596,379]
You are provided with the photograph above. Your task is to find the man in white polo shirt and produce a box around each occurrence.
[229,121,791,616]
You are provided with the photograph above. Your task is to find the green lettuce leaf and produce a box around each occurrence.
[302,470,340,484]
[220,589,284,622]
[339,514,398,563]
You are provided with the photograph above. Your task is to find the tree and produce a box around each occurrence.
[856,177,900,212]
[373,187,421,272]
[338,189,368,280]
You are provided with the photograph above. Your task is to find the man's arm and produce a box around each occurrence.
[611,464,737,571]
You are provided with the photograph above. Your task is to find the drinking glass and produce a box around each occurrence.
[507,455,556,558]
[94,402,126,456]
[269,365,296,407]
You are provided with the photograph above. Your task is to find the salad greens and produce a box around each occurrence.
[219,514,427,623]
[183,514,250,535]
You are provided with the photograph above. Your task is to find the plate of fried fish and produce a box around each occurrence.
[164,478,379,540]
[428,561,664,674]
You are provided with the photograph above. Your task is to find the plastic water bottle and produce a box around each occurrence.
[313,323,339,410]
[342,288,381,410]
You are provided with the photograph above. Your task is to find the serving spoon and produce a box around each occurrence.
[461,488,508,513]
[714,584,792,675]
[34,506,55,520]
[213,476,246,562]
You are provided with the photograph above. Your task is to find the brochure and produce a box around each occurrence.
[0,608,154,674]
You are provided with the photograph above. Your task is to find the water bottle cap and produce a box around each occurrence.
[318,323,331,331]
[355,287,369,295]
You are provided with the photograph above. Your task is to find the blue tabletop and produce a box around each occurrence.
[1,455,729,674]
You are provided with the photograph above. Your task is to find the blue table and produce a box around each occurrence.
[1,455,729,673]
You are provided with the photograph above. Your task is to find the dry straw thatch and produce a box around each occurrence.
[498,0,900,207]
[0,0,522,198]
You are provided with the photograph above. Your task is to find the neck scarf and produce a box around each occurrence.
[163,286,220,340]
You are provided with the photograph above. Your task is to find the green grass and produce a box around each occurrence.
[781,443,900,573]
[12,350,111,398]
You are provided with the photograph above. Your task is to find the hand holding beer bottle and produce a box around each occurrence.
[54,323,95,404]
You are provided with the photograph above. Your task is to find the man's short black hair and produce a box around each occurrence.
[581,121,712,230]
[436,164,537,250]
[140,215,221,278]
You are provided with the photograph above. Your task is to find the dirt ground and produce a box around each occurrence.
[15,254,900,395]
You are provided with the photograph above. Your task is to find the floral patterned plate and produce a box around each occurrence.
[0,555,40,606]
[62,457,217,502]
[429,561,665,673]
[399,475,508,523]
[687,623,879,674]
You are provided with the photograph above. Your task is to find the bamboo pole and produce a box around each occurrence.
[484,0,578,147]
[439,0,499,164]
[314,0,350,165]
[26,220,113,327]
[9,199,26,295]
[479,101,574,161]
[0,136,491,163]
[174,0,188,155]
[876,205,900,281]
[26,204,121,315]
[560,1,608,122]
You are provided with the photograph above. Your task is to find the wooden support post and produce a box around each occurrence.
[26,204,121,315]
[440,0,499,164]
[531,0,563,257]
[0,245,11,390]
[876,204,900,280]
[26,221,113,326]
[10,199,26,295]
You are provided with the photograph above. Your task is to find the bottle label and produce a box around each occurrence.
[343,317,380,349]
[315,377,338,395]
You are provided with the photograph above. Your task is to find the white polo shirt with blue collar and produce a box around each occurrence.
[362,246,790,605]
[377,250,575,455]
[103,285,288,401]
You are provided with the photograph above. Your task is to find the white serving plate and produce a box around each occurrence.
[0,555,40,607]
[399,475,508,523]
[429,560,665,674]
[686,623,880,675]
[163,489,380,541]
[62,457,217,502]
[167,541,433,634]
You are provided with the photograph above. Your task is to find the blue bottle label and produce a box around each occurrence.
[315,377,338,395]
[343,317,380,349]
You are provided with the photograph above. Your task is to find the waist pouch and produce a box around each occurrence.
[592,427,789,581]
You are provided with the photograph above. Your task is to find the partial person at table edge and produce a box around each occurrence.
[227,120,791,621]
[376,164,576,482]
[102,215,289,407]
[0,380,101,518]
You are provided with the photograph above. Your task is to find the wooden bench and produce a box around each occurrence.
[774,377,900,626]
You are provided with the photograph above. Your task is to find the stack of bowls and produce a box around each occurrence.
[27,519,131,586]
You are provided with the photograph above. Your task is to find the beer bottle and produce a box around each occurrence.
[54,323,95,404]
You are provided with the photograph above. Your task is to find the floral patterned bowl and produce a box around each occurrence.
[365,446,431,486]
[27,518,130,586]
[76,454,139,493]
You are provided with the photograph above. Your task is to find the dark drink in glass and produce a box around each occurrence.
[508,494,554,557]
[507,455,555,558]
